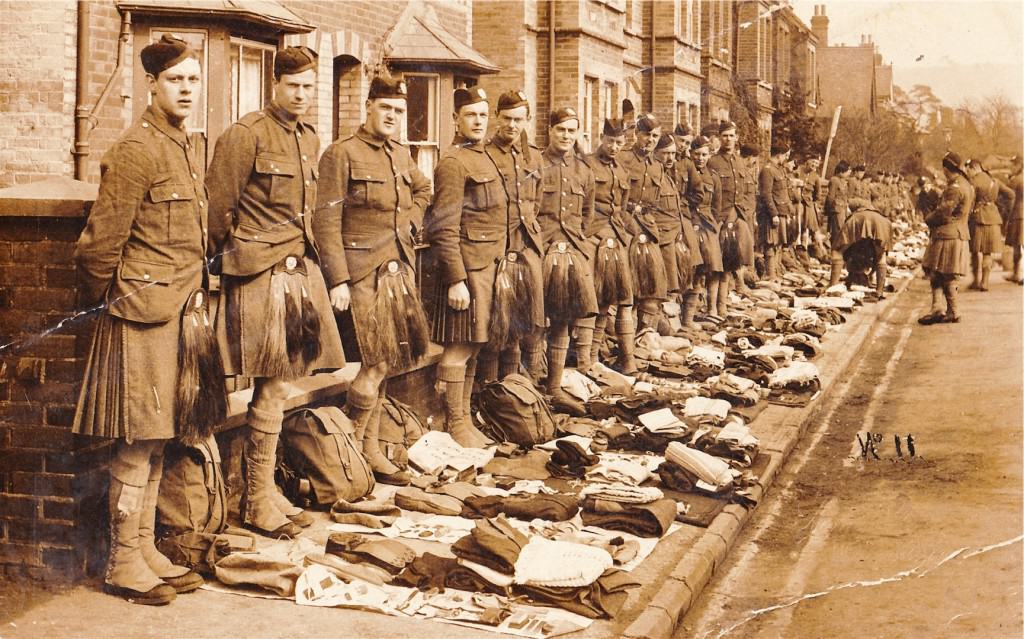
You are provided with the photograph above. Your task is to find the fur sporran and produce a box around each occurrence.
[593,237,630,308]
[252,256,322,379]
[629,233,668,299]
[675,235,694,292]
[176,290,227,446]
[720,222,742,271]
[355,260,430,370]
[489,252,535,350]
[543,242,589,319]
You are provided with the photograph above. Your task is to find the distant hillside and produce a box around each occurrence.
[896,63,1023,108]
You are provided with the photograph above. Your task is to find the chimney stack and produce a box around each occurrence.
[811,4,829,47]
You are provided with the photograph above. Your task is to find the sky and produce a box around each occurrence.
[789,0,1024,107]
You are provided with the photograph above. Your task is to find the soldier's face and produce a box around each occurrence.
[693,145,711,168]
[495,106,529,144]
[636,128,660,153]
[456,102,489,142]
[655,143,676,168]
[600,134,626,158]
[274,69,316,117]
[549,119,578,153]
[807,159,820,173]
[366,98,406,139]
[720,129,737,151]
[147,57,201,125]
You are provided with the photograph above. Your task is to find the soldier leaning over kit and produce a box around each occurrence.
[75,35,215,605]
[315,75,433,484]
[207,47,346,536]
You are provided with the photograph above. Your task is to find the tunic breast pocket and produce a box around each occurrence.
[349,162,387,208]
[398,171,414,210]
[150,183,198,246]
[254,154,297,208]
[467,172,498,211]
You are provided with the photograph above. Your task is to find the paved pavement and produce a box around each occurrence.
[678,272,1024,638]
[6,268,1006,639]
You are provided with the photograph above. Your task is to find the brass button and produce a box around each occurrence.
[142,122,149,128]
[171,192,179,198]
[191,172,197,179]
[143,273,151,280]
[301,155,308,161]
[286,256,298,269]
[387,261,399,273]
[305,180,311,186]
[199,201,205,208]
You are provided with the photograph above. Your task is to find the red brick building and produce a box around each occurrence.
[811,4,892,118]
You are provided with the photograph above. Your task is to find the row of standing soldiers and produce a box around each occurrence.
[69,39,924,606]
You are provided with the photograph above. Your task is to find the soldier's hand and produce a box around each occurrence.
[329,283,351,312]
[772,215,780,227]
[448,281,471,311]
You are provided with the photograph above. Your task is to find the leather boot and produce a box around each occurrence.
[942,277,961,322]
[360,381,410,485]
[734,267,752,295]
[105,442,176,605]
[572,325,594,373]
[438,364,492,448]
[614,307,637,374]
[918,279,947,324]
[681,292,699,329]
[590,313,608,367]
[241,411,301,538]
[139,448,203,593]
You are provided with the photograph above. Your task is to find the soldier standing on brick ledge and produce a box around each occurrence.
[707,121,755,301]
[477,90,547,385]
[206,46,346,536]
[758,143,793,282]
[314,75,433,483]
[538,108,599,410]
[423,86,505,449]
[73,35,214,605]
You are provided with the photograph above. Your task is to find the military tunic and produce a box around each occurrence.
[425,137,509,343]
[582,148,635,306]
[688,165,724,272]
[314,126,432,364]
[968,171,1004,254]
[923,173,974,276]
[825,175,850,243]
[758,163,793,248]
[538,147,599,319]
[485,136,546,330]
[618,145,670,300]
[74,106,208,441]
[708,150,755,266]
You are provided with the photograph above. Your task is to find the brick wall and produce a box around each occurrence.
[0,202,104,579]
[817,45,875,118]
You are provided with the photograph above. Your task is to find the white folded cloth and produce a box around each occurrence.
[769,361,821,387]
[578,484,664,504]
[513,538,613,587]
[687,345,725,369]
[664,442,735,488]
[683,396,732,420]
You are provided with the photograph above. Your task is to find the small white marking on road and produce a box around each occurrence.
[843,324,913,467]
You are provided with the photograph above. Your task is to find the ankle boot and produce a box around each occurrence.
[241,425,301,539]
[439,364,492,448]
[573,326,594,373]
[360,395,407,483]
[942,278,961,322]
[105,474,176,605]
[139,450,203,593]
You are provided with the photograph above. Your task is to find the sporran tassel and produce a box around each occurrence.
[489,254,534,349]
[176,290,227,446]
[358,261,430,370]
[676,237,694,292]
[594,239,630,308]
[543,243,587,319]
[630,234,668,299]
[721,222,741,271]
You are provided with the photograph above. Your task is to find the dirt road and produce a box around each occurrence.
[678,274,1024,639]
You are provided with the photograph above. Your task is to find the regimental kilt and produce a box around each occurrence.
[677,220,703,293]
[827,212,848,248]
[656,222,682,295]
[696,222,724,274]
[922,238,970,276]
[73,311,182,441]
[586,233,634,308]
[758,209,791,249]
[969,221,1004,254]
[216,255,345,378]
[838,210,892,253]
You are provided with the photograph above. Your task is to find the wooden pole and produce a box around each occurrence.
[820,106,842,180]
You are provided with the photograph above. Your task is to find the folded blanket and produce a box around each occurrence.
[579,497,677,537]
[450,515,529,575]
[513,568,640,619]
[462,493,579,522]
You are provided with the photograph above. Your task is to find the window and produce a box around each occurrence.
[689,103,699,128]
[403,74,439,177]
[230,38,275,123]
[602,81,615,121]
[149,29,208,134]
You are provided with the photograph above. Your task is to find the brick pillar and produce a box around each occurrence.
[0,188,108,580]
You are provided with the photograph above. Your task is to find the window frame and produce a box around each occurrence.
[229,36,276,124]
[401,72,441,178]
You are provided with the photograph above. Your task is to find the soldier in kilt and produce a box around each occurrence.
[758,144,793,281]
[708,121,756,305]
[74,35,213,604]
[314,75,433,483]
[826,160,853,287]
[1005,155,1023,284]
[538,108,599,407]
[423,87,513,448]
[476,91,547,386]
[965,159,1013,291]
[919,152,975,324]
[582,119,639,372]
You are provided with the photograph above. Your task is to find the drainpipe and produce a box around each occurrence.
[548,0,555,119]
[73,4,132,180]
[649,3,656,114]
